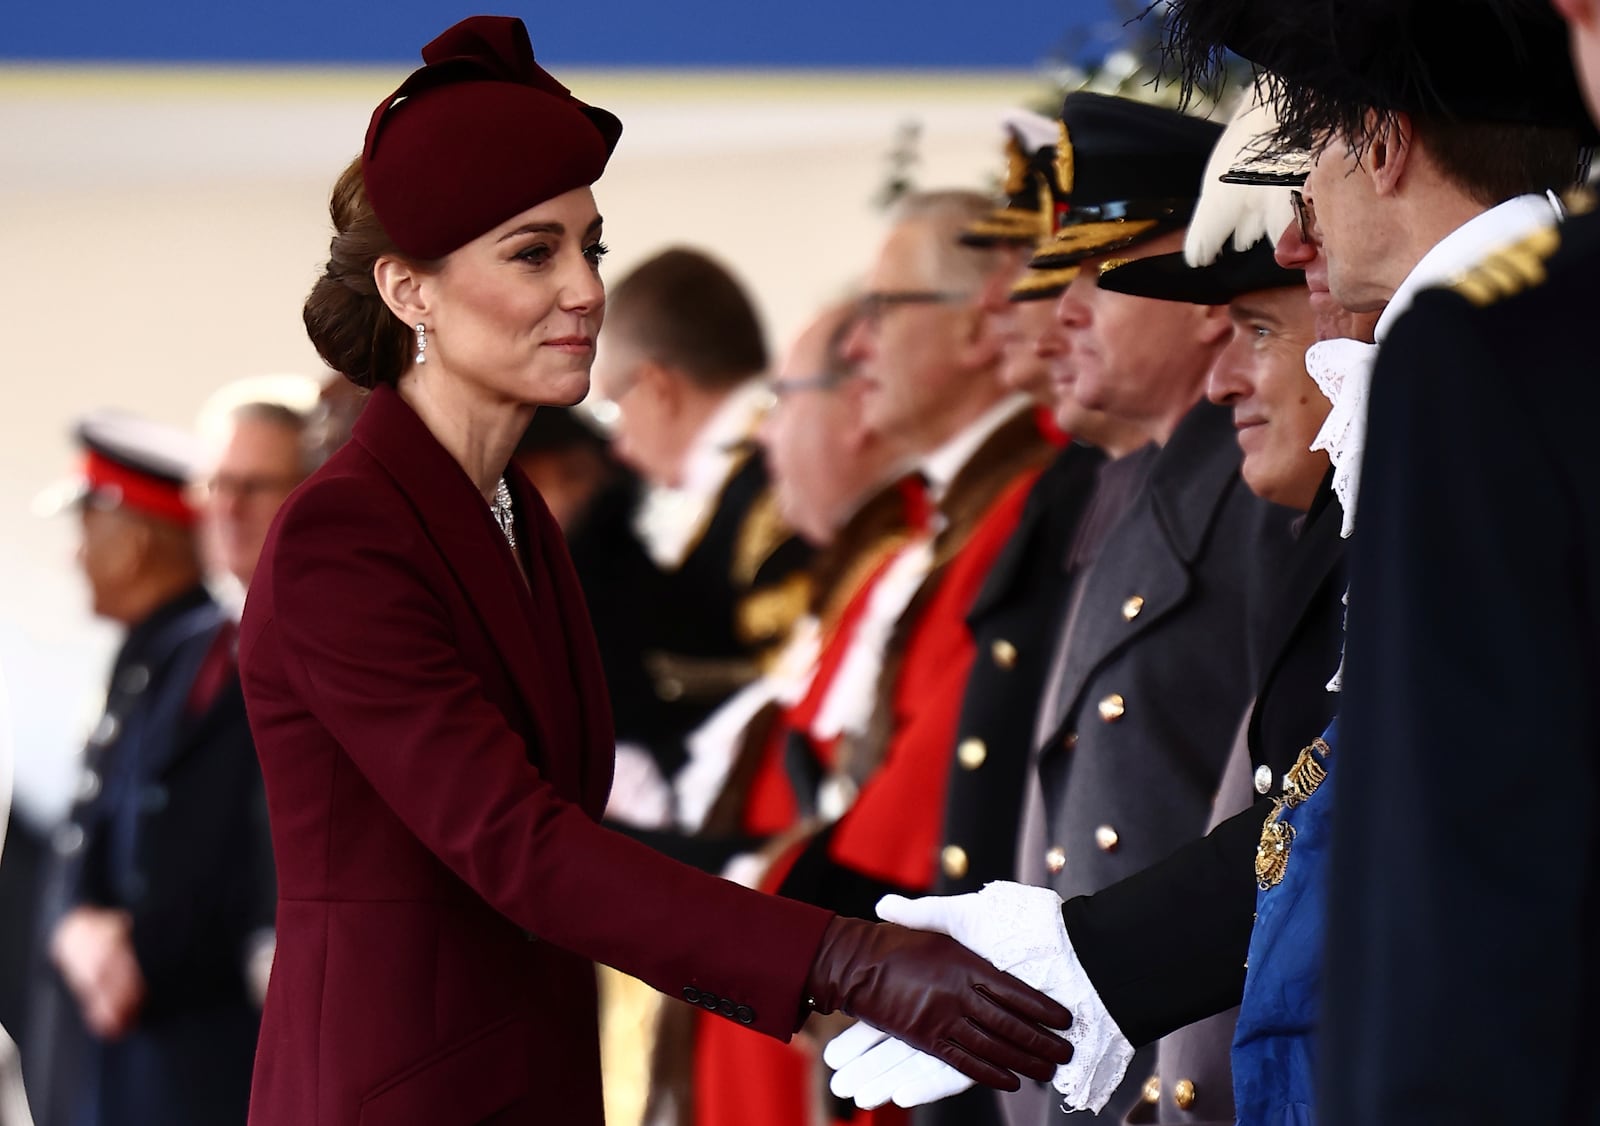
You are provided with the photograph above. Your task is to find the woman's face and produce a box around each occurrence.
[424,187,608,408]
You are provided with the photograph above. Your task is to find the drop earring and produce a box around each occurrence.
[414,323,428,365]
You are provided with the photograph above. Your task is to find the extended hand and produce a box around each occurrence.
[804,915,1072,1094]
[824,883,1134,1112]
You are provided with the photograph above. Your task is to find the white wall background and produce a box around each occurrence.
[0,64,1045,824]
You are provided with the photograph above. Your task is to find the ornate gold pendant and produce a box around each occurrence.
[1255,808,1296,891]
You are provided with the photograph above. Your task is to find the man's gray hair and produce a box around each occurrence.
[886,189,1011,294]
[228,400,320,477]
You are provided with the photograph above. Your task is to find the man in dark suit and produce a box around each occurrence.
[30,412,276,1126]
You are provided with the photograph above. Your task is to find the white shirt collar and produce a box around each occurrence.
[633,378,773,569]
[1375,192,1564,342]
[919,395,1033,504]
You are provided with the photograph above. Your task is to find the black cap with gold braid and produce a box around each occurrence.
[1029,92,1224,270]
[962,110,1059,248]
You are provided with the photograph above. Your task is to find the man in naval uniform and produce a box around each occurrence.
[30,412,274,1126]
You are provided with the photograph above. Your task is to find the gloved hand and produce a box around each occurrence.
[804,915,1073,1093]
[824,883,1135,1113]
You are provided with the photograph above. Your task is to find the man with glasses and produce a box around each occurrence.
[768,188,1057,969]
[670,300,928,1126]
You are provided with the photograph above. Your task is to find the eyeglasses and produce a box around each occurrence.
[1289,190,1316,244]
[769,372,849,398]
[856,290,970,327]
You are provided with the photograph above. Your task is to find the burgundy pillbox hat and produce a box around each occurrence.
[362,15,623,260]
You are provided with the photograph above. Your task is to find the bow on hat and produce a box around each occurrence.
[367,16,619,161]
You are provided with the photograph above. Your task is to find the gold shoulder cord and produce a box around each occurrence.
[1254,737,1332,891]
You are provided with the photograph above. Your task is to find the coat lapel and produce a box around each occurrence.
[352,387,555,756]
[1052,402,1245,732]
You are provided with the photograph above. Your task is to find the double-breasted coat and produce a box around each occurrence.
[239,385,831,1126]
[1015,401,1295,1122]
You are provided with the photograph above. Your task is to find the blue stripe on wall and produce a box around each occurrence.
[6,1,1138,67]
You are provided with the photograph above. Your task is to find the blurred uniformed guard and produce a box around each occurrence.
[29,412,273,1126]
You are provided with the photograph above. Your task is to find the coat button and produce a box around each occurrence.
[957,738,987,770]
[1045,846,1066,874]
[941,845,970,880]
[1254,764,1274,794]
[1094,825,1119,852]
[1098,694,1126,723]
[700,993,720,1011]
[1121,595,1145,622]
[53,823,86,857]
[118,664,151,694]
[1141,1075,1161,1104]
[718,998,736,1017]
[87,713,120,748]
[682,986,702,1005]
[735,1005,755,1025]
[1062,732,1078,752]
[990,639,1018,669]
[1174,1079,1197,1110]
[75,770,102,803]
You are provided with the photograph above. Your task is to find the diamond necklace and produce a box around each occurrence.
[490,478,516,549]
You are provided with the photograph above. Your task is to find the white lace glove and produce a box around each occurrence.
[822,882,1136,1112]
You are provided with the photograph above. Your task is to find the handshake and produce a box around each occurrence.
[807,881,1135,1112]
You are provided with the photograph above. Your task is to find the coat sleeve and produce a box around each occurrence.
[263,478,833,1041]
[1317,290,1598,1123]
[1060,798,1267,1046]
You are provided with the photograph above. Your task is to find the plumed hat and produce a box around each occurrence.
[1098,89,1303,305]
[1162,0,1594,152]
[362,16,623,260]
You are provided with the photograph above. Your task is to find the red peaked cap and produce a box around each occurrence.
[362,15,623,260]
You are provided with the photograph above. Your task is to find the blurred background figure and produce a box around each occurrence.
[0,669,35,1126]
[26,410,283,1126]
[591,246,812,822]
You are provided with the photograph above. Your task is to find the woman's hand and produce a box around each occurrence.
[803,915,1073,1092]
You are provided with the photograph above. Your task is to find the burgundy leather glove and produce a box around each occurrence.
[804,916,1073,1091]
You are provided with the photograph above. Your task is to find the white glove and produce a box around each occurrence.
[824,882,1136,1112]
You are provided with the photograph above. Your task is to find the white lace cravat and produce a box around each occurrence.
[1305,337,1377,542]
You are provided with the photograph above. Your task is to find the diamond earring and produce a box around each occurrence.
[414,323,428,365]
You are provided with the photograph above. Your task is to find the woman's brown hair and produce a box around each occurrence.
[302,158,417,389]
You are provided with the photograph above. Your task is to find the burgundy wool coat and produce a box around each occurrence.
[239,384,832,1126]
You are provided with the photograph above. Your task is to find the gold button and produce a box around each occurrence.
[1045,846,1066,874]
[941,845,969,880]
[1062,731,1078,752]
[1174,1079,1197,1110]
[990,639,1018,669]
[1094,825,1119,852]
[1141,1075,1161,1104]
[957,738,988,770]
[1098,693,1126,723]
[1121,595,1145,622]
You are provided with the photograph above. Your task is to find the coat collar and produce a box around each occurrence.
[1146,400,1247,565]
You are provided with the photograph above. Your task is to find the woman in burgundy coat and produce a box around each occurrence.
[237,16,1071,1126]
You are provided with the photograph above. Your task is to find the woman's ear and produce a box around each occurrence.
[373,254,431,328]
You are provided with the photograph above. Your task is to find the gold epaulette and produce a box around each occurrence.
[731,486,793,587]
[1448,224,1561,306]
